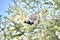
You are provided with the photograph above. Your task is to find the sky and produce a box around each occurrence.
[0,0,55,17]
[0,0,11,16]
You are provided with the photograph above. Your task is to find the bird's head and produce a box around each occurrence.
[24,19,34,25]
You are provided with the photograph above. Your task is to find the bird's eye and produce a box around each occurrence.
[30,22,34,25]
[24,20,30,23]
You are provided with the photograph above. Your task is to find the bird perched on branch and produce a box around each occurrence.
[24,9,48,25]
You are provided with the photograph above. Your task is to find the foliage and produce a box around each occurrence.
[54,0,60,8]
[0,0,60,40]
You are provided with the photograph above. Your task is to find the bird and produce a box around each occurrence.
[24,9,48,25]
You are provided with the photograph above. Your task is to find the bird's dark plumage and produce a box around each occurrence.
[24,20,34,25]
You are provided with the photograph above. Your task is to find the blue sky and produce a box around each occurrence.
[0,0,54,17]
[0,0,11,16]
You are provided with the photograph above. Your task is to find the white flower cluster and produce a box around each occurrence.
[55,31,60,39]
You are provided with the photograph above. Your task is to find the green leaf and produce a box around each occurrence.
[44,2,53,5]
[21,0,26,2]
